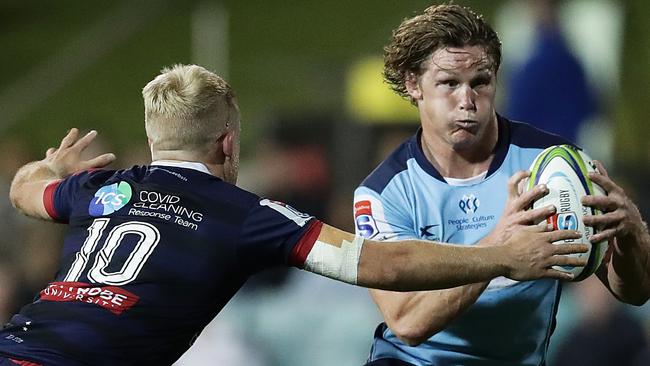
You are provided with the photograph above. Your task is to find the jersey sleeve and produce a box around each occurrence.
[353,186,417,241]
[42,170,95,222]
[237,198,323,272]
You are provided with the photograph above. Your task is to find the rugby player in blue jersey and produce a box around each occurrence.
[1,64,587,365]
[355,4,650,366]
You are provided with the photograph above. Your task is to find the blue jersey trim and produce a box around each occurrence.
[360,139,412,194]
[508,118,574,149]
[411,129,443,182]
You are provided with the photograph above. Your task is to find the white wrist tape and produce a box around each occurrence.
[303,235,364,285]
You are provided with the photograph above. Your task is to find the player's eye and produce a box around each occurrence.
[470,76,491,89]
[438,79,459,88]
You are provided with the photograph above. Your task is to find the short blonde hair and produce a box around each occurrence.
[142,64,239,152]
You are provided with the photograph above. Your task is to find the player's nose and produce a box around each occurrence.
[457,85,477,111]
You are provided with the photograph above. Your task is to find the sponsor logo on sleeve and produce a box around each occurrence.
[354,200,379,239]
[89,181,132,216]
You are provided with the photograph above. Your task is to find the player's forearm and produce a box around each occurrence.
[357,240,507,291]
[608,224,650,305]
[373,282,488,346]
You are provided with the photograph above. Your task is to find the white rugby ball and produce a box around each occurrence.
[525,145,608,281]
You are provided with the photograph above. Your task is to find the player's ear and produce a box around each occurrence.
[222,130,234,158]
[405,71,422,101]
[147,137,154,157]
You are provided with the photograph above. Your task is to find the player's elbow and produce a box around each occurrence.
[9,180,26,213]
[8,177,39,218]
[397,332,428,347]
[388,319,433,346]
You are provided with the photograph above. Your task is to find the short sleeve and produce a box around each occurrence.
[353,186,417,241]
[42,171,94,222]
[237,199,322,272]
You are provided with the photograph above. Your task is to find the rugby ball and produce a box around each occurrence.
[525,145,607,281]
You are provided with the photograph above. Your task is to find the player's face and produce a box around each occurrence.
[408,46,497,151]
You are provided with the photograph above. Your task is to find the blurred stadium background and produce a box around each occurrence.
[1,0,649,365]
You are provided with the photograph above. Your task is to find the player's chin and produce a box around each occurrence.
[449,131,481,150]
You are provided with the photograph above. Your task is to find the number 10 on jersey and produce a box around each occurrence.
[63,218,161,286]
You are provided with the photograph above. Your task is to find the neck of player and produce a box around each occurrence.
[151,149,226,180]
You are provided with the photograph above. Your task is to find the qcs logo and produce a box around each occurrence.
[89,182,132,216]
[459,194,480,214]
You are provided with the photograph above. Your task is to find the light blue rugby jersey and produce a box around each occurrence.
[354,116,573,366]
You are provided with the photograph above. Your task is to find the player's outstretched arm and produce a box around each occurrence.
[10,128,116,220]
[305,223,586,291]
[357,224,586,291]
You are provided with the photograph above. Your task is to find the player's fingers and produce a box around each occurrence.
[514,184,548,211]
[521,223,547,233]
[83,153,116,169]
[588,172,620,195]
[550,254,588,267]
[552,242,589,255]
[45,147,57,157]
[581,195,618,212]
[544,269,575,281]
[507,171,530,199]
[59,128,79,149]
[583,211,625,228]
[73,130,98,152]
[545,230,583,243]
[517,205,555,224]
[589,228,618,243]
[593,160,610,177]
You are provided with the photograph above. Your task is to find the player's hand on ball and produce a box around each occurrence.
[480,171,556,247]
[503,225,587,281]
[44,128,116,177]
[581,161,647,243]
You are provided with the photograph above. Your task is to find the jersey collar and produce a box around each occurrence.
[151,160,212,175]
